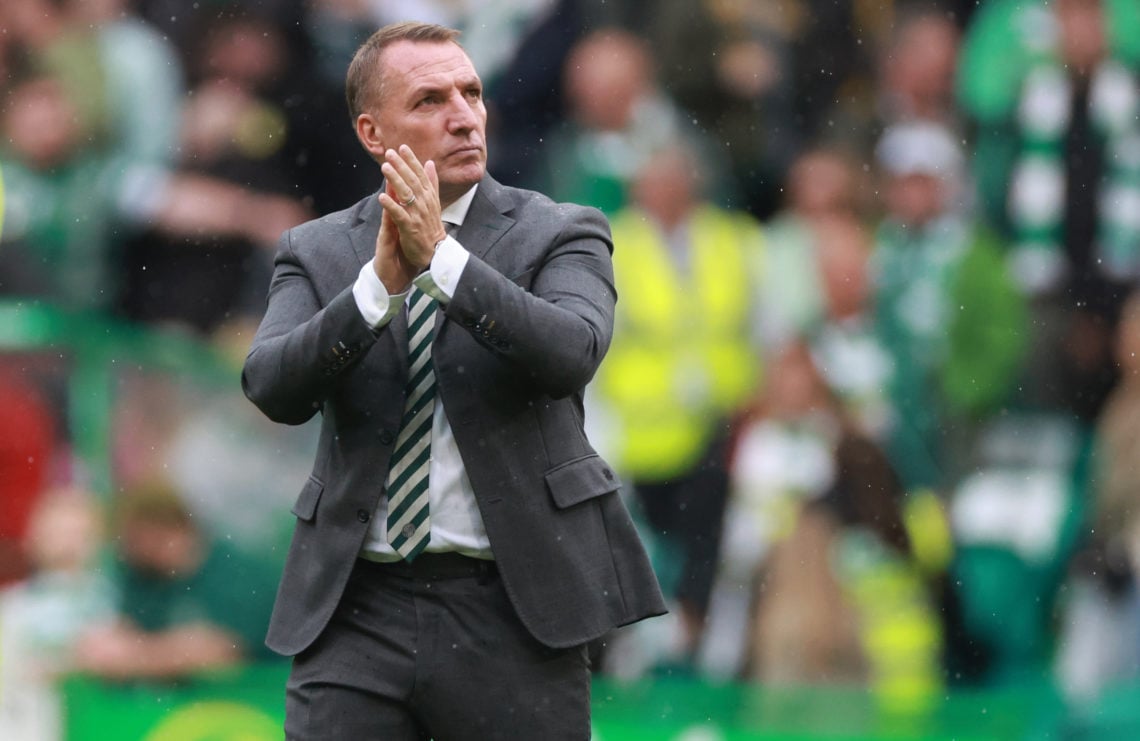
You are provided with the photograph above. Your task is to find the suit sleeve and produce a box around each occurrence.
[443,205,616,399]
[241,229,382,425]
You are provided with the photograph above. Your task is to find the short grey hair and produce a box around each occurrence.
[345,22,462,121]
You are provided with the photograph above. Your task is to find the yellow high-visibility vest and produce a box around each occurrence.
[599,204,763,480]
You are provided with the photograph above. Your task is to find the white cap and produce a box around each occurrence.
[875,121,963,182]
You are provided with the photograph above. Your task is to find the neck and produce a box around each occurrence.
[440,181,475,210]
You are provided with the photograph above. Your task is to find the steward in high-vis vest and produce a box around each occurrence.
[599,203,764,480]
[593,140,765,660]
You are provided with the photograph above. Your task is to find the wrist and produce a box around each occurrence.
[375,255,415,293]
[430,233,447,261]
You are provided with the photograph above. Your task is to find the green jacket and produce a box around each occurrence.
[873,218,1028,490]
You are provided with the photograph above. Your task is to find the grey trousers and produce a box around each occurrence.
[285,554,591,740]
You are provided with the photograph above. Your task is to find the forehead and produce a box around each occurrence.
[380,40,479,96]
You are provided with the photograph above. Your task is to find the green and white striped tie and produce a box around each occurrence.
[386,286,438,560]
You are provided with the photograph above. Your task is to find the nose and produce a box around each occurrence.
[446,91,479,134]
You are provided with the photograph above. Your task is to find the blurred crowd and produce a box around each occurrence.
[4,0,1140,733]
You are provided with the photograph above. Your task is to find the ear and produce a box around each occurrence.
[355,113,386,161]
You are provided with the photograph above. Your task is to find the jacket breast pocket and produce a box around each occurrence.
[291,475,325,521]
[544,455,619,509]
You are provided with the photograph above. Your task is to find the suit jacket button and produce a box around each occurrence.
[603,468,614,481]
[379,431,394,445]
[357,509,370,523]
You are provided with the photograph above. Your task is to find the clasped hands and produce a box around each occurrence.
[374,144,449,293]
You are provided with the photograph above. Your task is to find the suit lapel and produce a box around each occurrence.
[457,176,515,262]
[348,192,382,266]
[437,177,515,347]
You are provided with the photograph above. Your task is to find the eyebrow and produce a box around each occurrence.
[408,75,482,100]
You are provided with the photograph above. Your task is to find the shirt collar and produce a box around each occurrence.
[442,184,478,227]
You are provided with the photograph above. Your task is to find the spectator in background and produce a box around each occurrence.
[0,64,115,309]
[811,3,963,167]
[0,0,183,311]
[804,214,896,442]
[960,0,1140,421]
[535,27,734,215]
[642,0,802,218]
[878,5,963,129]
[132,0,305,71]
[73,480,278,680]
[725,342,942,712]
[753,146,896,453]
[118,9,317,336]
[0,487,116,741]
[1,488,116,673]
[480,0,585,188]
[785,0,882,151]
[871,121,1027,494]
[594,138,764,666]
[1056,290,1140,700]
[714,341,853,680]
[184,6,373,216]
[0,0,313,326]
[757,145,869,350]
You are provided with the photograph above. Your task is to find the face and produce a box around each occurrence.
[815,216,870,319]
[122,520,200,577]
[884,173,945,227]
[25,492,103,573]
[203,19,287,92]
[358,40,487,204]
[565,34,648,131]
[1058,0,1106,74]
[766,342,829,421]
[2,78,83,170]
[889,17,959,113]
[631,147,697,226]
[789,151,856,217]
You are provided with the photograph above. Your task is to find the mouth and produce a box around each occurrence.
[447,144,485,159]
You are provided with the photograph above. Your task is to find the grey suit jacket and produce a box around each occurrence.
[242,175,665,655]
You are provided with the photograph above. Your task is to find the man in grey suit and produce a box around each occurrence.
[242,21,665,740]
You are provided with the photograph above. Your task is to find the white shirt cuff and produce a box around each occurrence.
[414,235,469,303]
[353,260,408,328]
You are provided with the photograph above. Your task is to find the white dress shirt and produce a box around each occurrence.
[353,185,493,561]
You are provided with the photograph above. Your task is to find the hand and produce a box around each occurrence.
[373,198,420,293]
[73,623,147,679]
[377,145,448,271]
[156,175,311,246]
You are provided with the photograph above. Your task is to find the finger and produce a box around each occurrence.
[381,158,415,205]
[425,159,439,195]
[398,144,431,190]
[378,198,413,250]
[377,195,400,243]
[384,149,420,201]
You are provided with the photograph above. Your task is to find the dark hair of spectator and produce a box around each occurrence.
[115,480,196,533]
[345,22,462,124]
